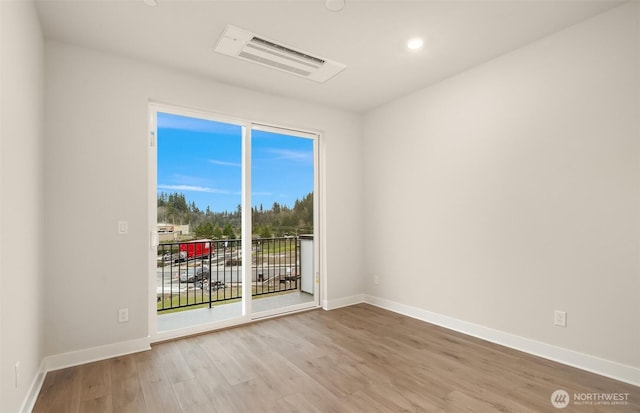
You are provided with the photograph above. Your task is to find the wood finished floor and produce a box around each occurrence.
[33,304,639,413]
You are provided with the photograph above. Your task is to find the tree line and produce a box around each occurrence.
[157,191,313,239]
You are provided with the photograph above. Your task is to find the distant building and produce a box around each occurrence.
[157,223,190,241]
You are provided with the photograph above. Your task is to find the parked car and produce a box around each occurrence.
[179,266,210,283]
[161,251,187,263]
[195,280,225,290]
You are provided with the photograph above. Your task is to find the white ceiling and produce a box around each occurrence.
[35,0,622,113]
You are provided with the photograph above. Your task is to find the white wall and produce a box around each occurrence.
[44,41,363,356]
[363,2,639,373]
[13,1,638,407]
[0,1,45,411]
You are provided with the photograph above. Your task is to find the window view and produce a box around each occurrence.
[251,127,316,313]
[156,112,243,316]
[251,129,314,238]
[154,111,316,321]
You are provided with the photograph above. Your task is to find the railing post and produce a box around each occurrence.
[208,241,213,309]
[157,236,306,313]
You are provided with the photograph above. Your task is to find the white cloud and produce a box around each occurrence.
[209,159,241,167]
[266,148,312,163]
[158,184,230,194]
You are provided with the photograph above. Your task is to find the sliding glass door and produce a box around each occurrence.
[154,110,245,332]
[249,124,318,317]
[150,105,319,338]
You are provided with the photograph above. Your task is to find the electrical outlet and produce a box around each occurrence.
[118,221,128,234]
[118,308,129,323]
[14,362,19,388]
[373,275,379,285]
[554,310,567,327]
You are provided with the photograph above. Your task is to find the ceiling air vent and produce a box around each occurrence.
[214,25,346,83]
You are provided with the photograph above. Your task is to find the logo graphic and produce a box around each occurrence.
[551,390,570,409]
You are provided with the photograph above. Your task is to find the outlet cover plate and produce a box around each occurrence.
[118,308,129,323]
[554,310,567,327]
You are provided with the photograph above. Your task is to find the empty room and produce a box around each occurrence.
[1,0,639,412]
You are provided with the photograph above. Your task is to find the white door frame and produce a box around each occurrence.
[147,103,321,342]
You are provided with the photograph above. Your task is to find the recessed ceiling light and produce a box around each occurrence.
[325,0,345,12]
[407,37,424,50]
[143,0,158,7]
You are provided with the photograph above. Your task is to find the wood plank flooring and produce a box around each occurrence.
[33,304,640,412]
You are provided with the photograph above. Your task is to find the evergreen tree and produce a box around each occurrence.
[222,223,235,239]
[212,225,223,239]
[258,225,272,238]
[157,191,313,239]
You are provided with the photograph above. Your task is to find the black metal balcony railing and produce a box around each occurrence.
[156,237,301,312]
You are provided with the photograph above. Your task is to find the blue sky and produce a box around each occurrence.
[157,112,314,213]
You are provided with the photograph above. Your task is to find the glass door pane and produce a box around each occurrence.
[151,107,321,338]
[250,124,318,316]
[155,110,245,332]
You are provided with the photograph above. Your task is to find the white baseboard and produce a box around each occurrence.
[364,295,640,387]
[19,359,47,413]
[19,337,150,413]
[42,337,151,373]
[323,293,365,310]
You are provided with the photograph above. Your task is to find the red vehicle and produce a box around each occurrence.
[179,239,214,260]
